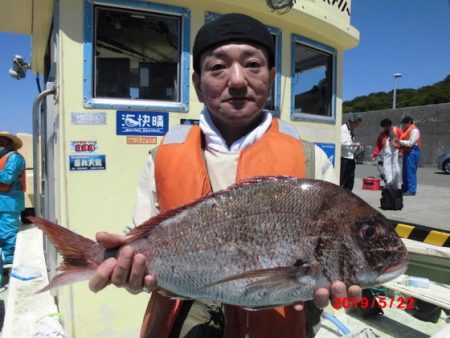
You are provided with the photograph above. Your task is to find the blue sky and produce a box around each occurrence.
[344,0,450,101]
[1,0,449,134]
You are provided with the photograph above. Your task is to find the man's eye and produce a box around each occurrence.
[210,64,226,72]
[247,62,261,68]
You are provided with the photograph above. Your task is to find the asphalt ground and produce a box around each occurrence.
[353,163,450,232]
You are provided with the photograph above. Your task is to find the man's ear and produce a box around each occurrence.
[192,72,204,103]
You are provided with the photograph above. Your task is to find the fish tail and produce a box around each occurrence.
[28,216,105,293]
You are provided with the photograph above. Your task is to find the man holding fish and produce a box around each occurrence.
[88,13,366,338]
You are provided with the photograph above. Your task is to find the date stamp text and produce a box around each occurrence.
[331,296,415,309]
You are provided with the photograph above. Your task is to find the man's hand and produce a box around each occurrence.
[314,281,362,309]
[88,232,157,294]
[293,281,362,311]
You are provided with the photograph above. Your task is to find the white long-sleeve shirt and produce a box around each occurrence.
[341,123,359,160]
[126,111,337,231]
[399,128,420,148]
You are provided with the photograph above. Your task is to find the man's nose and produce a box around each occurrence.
[228,63,247,89]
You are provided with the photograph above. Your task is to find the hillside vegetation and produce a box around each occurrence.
[343,74,450,113]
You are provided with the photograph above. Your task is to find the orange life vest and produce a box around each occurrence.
[398,123,422,151]
[0,151,26,192]
[140,119,308,338]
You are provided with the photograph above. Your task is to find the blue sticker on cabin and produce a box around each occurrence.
[315,143,335,166]
[69,155,106,171]
[116,111,169,136]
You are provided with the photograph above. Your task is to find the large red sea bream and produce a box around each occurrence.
[30,176,408,309]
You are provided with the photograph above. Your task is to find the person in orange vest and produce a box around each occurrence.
[394,116,422,196]
[89,13,362,338]
[371,118,402,188]
[0,132,26,264]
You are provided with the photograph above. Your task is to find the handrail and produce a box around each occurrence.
[32,84,56,217]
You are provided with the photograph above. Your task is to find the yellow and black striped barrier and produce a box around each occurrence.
[394,222,450,247]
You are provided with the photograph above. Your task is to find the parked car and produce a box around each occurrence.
[437,152,450,174]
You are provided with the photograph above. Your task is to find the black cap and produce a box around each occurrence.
[400,116,414,124]
[193,13,275,73]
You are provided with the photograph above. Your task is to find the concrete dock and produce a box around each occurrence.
[353,163,450,232]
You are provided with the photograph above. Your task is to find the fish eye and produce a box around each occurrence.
[360,224,378,240]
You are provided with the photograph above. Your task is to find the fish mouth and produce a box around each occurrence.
[375,264,408,284]
[375,253,409,284]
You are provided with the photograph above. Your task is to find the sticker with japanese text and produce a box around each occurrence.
[126,136,157,145]
[116,111,168,136]
[71,112,107,125]
[70,141,98,153]
[315,142,335,166]
[69,155,106,171]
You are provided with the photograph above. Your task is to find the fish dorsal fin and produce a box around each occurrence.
[126,176,296,243]
[211,176,299,201]
[125,207,190,242]
[126,191,224,242]
[229,176,295,190]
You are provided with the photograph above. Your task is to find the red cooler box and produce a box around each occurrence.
[362,177,381,190]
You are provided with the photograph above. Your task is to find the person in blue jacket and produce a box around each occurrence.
[0,132,26,264]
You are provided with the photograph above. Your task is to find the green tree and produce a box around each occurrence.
[343,75,450,113]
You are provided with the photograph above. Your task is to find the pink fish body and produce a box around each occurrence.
[30,176,408,308]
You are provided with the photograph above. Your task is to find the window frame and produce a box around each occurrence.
[83,0,191,111]
[205,12,282,116]
[290,34,337,124]
[267,25,282,117]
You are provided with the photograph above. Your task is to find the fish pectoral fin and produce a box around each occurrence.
[203,266,309,291]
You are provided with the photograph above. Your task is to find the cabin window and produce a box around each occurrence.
[290,35,336,123]
[265,27,282,116]
[84,1,190,111]
[205,12,281,115]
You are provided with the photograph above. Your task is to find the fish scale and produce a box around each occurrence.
[29,176,408,308]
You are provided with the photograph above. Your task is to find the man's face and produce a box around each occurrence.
[350,120,361,129]
[192,43,275,130]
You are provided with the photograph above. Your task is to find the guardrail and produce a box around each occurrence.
[394,221,450,247]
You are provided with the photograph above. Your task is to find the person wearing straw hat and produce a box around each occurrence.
[0,131,26,264]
